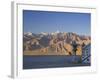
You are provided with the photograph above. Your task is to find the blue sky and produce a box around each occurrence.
[23,10,91,35]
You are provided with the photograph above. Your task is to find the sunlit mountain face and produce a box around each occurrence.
[23,32,91,55]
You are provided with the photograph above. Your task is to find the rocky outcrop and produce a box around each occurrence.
[23,32,91,55]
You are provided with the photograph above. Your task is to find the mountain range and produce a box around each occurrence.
[23,32,91,55]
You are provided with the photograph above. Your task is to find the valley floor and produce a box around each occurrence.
[23,55,90,69]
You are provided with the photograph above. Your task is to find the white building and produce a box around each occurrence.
[82,43,91,64]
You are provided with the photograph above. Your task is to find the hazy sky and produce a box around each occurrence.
[23,10,91,35]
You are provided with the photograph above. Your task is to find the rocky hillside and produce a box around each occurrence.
[23,32,91,55]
